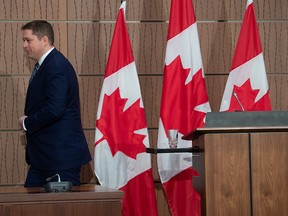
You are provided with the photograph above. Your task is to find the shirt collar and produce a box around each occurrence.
[38,47,55,66]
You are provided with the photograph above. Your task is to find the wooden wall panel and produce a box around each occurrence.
[67,23,112,75]
[67,0,288,21]
[205,75,228,111]
[68,22,288,76]
[0,22,67,75]
[0,22,31,75]
[139,76,163,127]
[148,129,161,179]
[0,0,67,20]
[194,0,245,20]
[68,0,247,21]
[259,22,288,74]
[67,23,167,75]
[254,0,288,19]
[81,130,97,183]
[268,74,288,110]
[78,77,103,128]
[51,23,69,57]
[0,132,27,185]
[195,0,288,20]
[67,1,119,20]
[206,74,288,112]
[129,23,167,74]
[1,74,285,140]
[199,22,288,75]
[1,21,287,77]
[155,182,171,215]
[0,77,28,130]
[67,0,170,21]
[199,22,240,74]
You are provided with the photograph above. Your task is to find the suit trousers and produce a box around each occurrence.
[24,165,81,187]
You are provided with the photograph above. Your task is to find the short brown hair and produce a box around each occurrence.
[21,20,54,45]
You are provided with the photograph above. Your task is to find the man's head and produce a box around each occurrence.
[21,20,54,61]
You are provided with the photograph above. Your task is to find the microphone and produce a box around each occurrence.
[233,92,245,111]
[46,174,61,182]
[43,174,72,193]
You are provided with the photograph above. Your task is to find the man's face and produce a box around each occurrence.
[22,29,45,61]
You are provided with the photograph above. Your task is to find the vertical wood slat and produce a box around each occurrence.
[204,133,251,216]
[251,133,288,216]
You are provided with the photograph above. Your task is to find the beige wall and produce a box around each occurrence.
[0,0,287,215]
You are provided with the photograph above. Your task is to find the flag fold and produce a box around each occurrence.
[220,0,271,112]
[94,2,158,215]
[157,0,211,215]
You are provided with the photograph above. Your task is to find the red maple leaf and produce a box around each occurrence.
[95,88,147,159]
[229,79,271,111]
[161,56,209,136]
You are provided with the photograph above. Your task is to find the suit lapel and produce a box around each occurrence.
[25,49,59,113]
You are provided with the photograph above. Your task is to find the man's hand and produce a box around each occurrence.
[19,115,28,131]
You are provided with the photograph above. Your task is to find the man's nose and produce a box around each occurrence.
[23,41,27,48]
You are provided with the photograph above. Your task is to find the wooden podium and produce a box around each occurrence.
[0,184,123,216]
[183,112,288,216]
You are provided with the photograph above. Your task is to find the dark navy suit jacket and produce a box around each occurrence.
[24,48,91,170]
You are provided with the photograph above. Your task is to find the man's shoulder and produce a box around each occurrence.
[45,49,70,65]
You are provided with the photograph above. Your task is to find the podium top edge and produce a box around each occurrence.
[182,125,288,140]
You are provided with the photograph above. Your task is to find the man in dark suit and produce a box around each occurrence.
[18,20,92,187]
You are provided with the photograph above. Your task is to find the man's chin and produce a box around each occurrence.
[27,55,36,61]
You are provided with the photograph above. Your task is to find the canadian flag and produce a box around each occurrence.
[220,0,271,111]
[157,0,211,215]
[94,2,158,216]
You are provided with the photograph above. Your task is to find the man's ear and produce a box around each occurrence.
[42,35,50,46]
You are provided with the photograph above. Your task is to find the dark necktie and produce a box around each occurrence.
[29,62,40,83]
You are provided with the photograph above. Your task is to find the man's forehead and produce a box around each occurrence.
[22,30,36,39]
[22,29,33,34]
